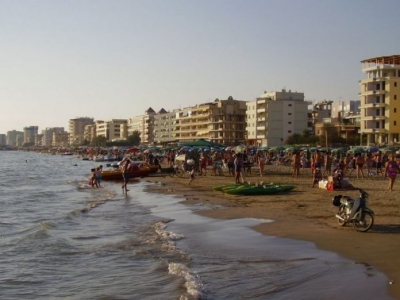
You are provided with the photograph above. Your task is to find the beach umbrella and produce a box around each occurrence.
[180,139,225,148]
[235,144,247,153]
[271,146,286,151]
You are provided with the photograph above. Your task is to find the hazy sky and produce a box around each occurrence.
[1,0,400,134]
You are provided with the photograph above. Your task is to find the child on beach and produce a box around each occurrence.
[312,168,322,188]
[90,168,99,188]
[95,167,102,187]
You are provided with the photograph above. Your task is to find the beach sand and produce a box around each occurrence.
[144,164,400,299]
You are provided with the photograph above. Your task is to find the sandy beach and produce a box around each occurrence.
[144,163,400,299]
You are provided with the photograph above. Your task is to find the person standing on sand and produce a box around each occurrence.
[121,159,131,193]
[323,152,332,176]
[385,154,400,191]
[291,151,301,178]
[234,153,244,184]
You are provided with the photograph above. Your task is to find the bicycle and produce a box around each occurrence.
[160,165,184,177]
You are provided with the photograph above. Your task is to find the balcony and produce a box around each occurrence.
[257,108,266,113]
[257,134,266,139]
[257,126,266,130]
[362,128,387,133]
[362,102,385,108]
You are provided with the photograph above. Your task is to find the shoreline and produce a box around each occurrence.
[143,165,400,299]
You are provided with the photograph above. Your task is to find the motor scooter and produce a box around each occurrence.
[332,188,374,232]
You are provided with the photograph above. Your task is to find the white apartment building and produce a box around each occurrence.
[360,55,400,145]
[153,109,177,144]
[42,127,65,147]
[6,130,24,147]
[246,89,308,146]
[127,108,158,144]
[95,119,128,141]
[69,117,94,145]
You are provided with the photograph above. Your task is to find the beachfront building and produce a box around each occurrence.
[246,89,308,147]
[360,55,400,145]
[69,117,94,145]
[95,119,128,141]
[153,109,178,145]
[53,131,69,147]
[41,127,65,147]
[6,130,24,147]
[169,97,247,145]
[84,124,96,143]
[23,126,39,145]
[0,134,6,146]
[127,107,158,145]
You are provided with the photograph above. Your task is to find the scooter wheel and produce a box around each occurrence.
[352,211,374,232]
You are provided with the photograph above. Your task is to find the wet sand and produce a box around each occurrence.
[144,164,400,299]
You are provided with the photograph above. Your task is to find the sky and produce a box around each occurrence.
[1,0,400,134]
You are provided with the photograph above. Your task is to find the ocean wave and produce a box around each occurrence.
[168,262,204,299]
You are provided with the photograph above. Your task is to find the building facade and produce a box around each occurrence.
[360,55,400,145]
[6,130,24,147]
[41,127,65,147]
[95,119,128,141]
[246,90,308,146]
[127,108,157,145]
[69,117,94,145]
[23,126,39,145]
[0,134,6,146]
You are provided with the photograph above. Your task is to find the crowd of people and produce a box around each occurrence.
[89,146,400,192]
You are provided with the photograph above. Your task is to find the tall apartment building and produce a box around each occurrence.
[84,124,96,143]
[42,127,65,147]
[360,55,400,145]
[194,97,247,145]
[127,108,158,145]
[53,131,69,147]
[69,117,94,145]
[152,97,247,145]
[6,130,24,147]
[153,109,177,144]
[95,119,128,141]
[0,134,6,146]
[246,89,308,146]
[23,126,39,144]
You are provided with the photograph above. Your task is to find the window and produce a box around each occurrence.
[288,130,292,133]
[288,113,292,115]
[395,121,397,126]
[395,108,397,113]
[395,82,398,87]
[288,104,292,107]
[288,122,292,124]
[395,95,397,100]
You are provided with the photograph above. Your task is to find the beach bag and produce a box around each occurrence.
[326,182,334,191]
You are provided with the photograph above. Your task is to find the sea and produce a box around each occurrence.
[0,151,392,300]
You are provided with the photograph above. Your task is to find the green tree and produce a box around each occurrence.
[92,136,107,147]
[127,131,141,146]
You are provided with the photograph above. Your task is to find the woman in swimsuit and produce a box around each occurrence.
[385,154,400,191]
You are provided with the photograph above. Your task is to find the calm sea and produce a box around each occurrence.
[0,151,392,299]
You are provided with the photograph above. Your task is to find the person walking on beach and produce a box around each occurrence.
[323,152,332,176]
[385,154,400,191]
[257,151,266,177]
[291,151,301,178]
[234,153,244,184]
[188,166,195,185]
[121,159,131,193]
[355,153,365,179]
